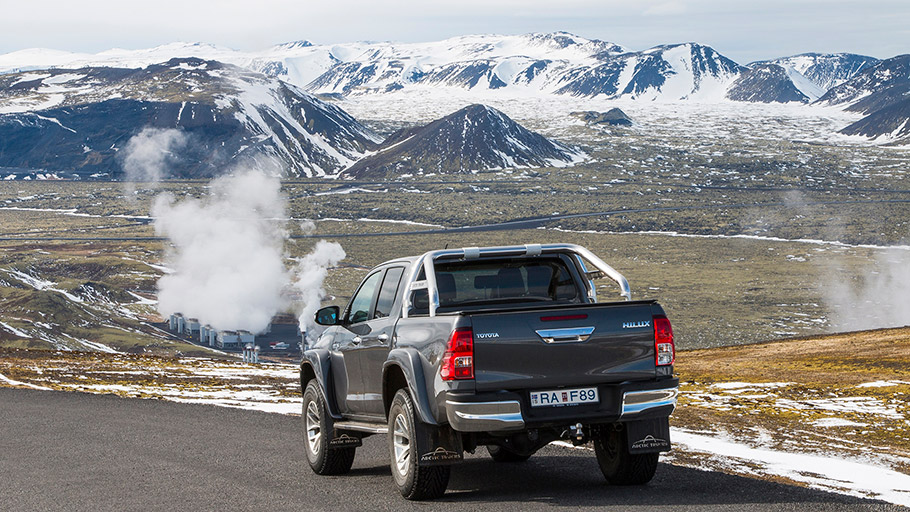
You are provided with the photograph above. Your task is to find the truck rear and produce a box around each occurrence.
[302,243,677,500]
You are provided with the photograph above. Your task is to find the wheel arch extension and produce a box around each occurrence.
[383,348,439,425]
[300,349,341,419]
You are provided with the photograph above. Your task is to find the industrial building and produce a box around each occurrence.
[166,312,303,356]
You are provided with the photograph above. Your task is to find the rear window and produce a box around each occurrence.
[434,256,580,309]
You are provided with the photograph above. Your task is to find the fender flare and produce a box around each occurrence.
[384,348,438,425]
[300,349,342,419]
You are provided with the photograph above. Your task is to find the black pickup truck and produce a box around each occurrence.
[300,244,677,500]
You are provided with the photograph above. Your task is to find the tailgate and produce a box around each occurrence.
[469,302,658,392]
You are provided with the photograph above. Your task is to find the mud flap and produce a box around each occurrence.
[416,423,464,466]
[626,417,671,454]
[328,429,364,448]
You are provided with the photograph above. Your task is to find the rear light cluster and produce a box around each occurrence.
[441,327,474,380]
[653,315,675,366]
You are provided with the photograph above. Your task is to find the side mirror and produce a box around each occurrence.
[315,306,340,326]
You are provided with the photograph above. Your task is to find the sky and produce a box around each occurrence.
[1,0,908,64]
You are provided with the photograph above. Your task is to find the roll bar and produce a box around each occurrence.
[400,244,632,318]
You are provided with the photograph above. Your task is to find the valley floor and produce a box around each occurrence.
[2,327,909,505]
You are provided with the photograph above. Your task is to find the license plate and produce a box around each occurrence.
[530,387,599,407]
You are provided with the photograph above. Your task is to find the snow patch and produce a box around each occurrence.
[672,428,910,506]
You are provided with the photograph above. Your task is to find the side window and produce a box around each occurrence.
[374,267,405,319]
[347,271,382,324]
[408,267,429,316]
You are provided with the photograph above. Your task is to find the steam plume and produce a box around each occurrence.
[823,247,910,331]
[153,166,290,333]
[121,128,187,191]
[294,241,346,340]
[299,219,317,235]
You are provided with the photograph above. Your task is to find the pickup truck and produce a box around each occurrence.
[300,243,677,500]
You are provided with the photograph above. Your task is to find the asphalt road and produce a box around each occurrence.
[0,388,900,511]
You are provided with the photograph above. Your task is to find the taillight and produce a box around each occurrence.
[653,315,675,366]
[441,327,474,380]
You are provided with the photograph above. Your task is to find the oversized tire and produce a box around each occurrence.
[388,389,450,500]
[593,428,658,485]
[302,380,355,475]
[486,445,532,463]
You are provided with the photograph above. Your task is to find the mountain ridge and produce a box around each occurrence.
[0,33,884,105]
[0,58,380,178]
[343,103,582,178]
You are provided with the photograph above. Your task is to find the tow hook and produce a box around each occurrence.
[569,422,586,445]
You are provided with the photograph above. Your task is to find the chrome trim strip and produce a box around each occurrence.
[332,421,388,434]
[445,400,524,432]
[452,410,525,423]
[535,326,596,344]
[620,388,678,417]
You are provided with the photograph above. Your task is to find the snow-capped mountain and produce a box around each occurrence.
[552,43,744,100]
[300,40,745,101]
[288,32,627,96]
[2,33,907,153]
[343,104,582,178]
[1,33,807,104]
[725,64,813,103]
[752,53,880,93]
[811,54,910,142]
[816,54,910,111]
[0,58,380,178]
[839,98,910,142]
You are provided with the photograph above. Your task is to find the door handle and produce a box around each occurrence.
[377,334,389,342]
[352,336,362,345]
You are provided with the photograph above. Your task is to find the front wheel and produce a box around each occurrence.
[302,380,355,475]
[388,389,450,500]
[593,428,658,485]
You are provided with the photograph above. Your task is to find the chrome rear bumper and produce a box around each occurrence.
[445,400,524,432]
[620,387,678,418]
[445,383,677,432]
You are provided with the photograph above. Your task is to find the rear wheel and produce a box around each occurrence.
[388,389,450,500]
[593,428,658,485]
[486,445,532,462]
[302,380,355,475]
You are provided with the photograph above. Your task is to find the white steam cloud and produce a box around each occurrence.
[299,219,317,235]
[153,167,290,333]
[122,127,187,184]
[765,190,910,332]
[152,161,346,337]
[823,247,910,331]
[294,241,346,340]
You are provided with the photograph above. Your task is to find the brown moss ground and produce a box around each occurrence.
[677,327,910,385]
[673,327,910,475]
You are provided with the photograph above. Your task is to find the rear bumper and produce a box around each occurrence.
[445,399,524,432]
[445,378,678,433]
[620,387,678,418]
